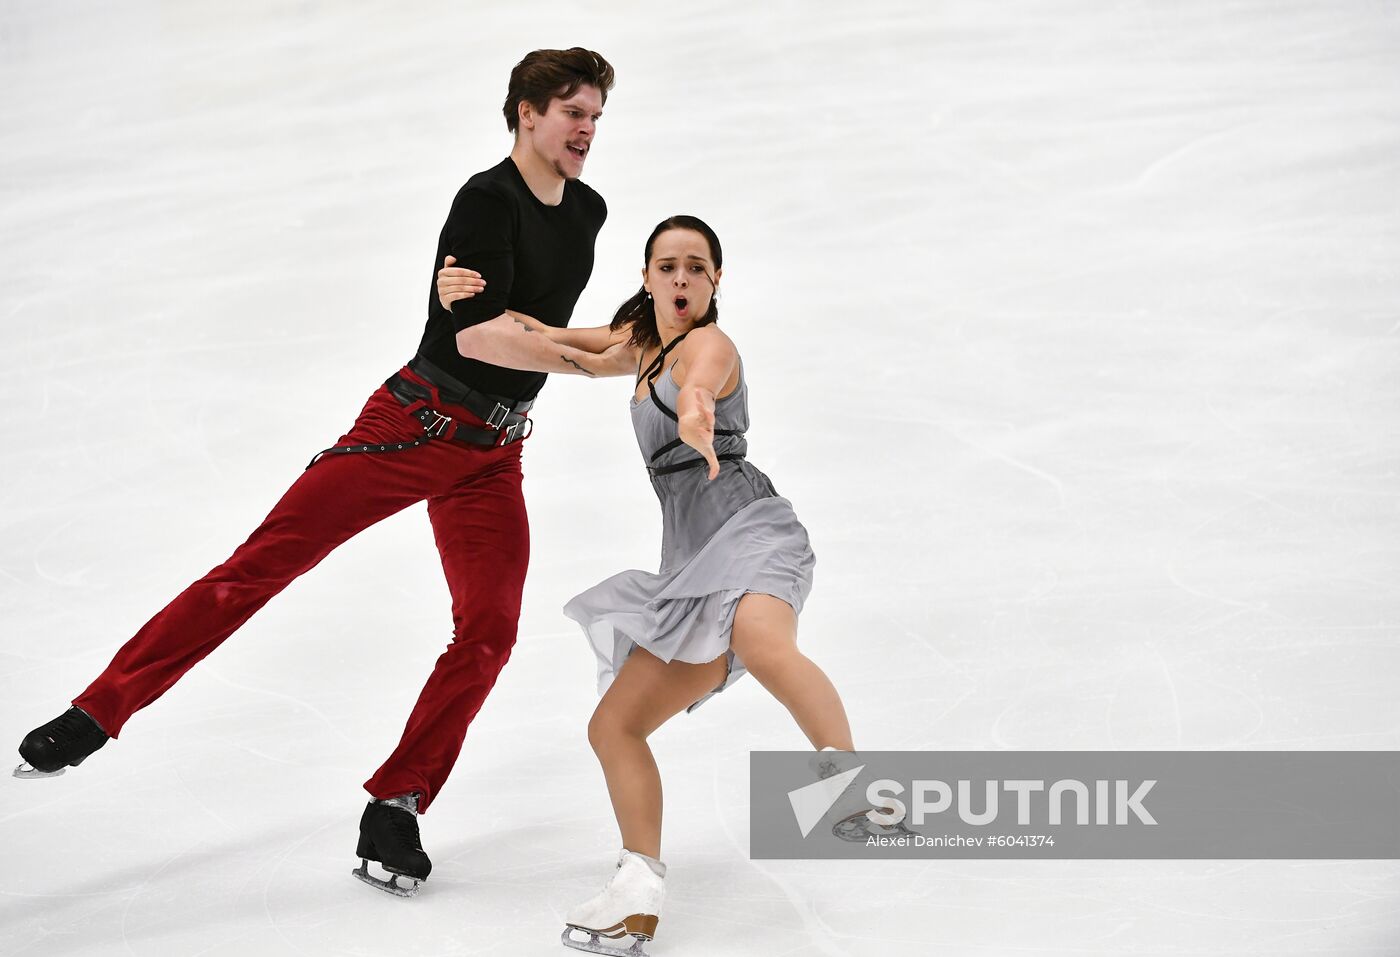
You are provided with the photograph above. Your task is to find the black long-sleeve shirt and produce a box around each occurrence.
[416,157,607,402]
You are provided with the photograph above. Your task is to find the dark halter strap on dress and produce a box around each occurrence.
[636,330,747,477]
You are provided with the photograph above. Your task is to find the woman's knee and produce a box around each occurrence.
[587,705,643,755]
[735,641,801,681]
[731,595,800,673]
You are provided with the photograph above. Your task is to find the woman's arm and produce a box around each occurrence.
[674,325,740,480]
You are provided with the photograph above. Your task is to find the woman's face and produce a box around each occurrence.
[642,228,721,331]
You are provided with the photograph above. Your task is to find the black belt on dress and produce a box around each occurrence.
[305,357,534,470]
[647,453,746,477]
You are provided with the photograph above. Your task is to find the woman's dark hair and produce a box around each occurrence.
[611,215,723,353]
[503,48,616,133]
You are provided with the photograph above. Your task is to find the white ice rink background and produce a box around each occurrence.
[2,1,1398,954]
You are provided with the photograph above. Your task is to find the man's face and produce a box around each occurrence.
[522,84,603,180]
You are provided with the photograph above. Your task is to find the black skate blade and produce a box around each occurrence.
[561,927,650,956]
[352,859,421,898]
[13,762,65,780]
[832,808,920,843]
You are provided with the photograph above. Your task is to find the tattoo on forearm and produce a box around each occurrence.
[561,355,596,377]
[511,316,535,332]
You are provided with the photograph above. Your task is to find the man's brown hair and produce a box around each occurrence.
[503,48,615,134]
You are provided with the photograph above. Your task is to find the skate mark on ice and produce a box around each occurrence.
[1106,648,1184,750]
[1106,120,1272,194]
[931,418,1067,509]
[120,837,201,955]
[713,764,849,957]
[264,821,337,947]
[201,666,354,745]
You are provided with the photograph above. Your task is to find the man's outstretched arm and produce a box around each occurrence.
[444,191,631,378]
[455,313,632,378]
[439,255,626,354]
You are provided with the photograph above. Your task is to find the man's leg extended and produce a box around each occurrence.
[73,385,444,737]
[363,448,530,812]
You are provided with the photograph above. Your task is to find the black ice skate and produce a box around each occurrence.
[810,747,920,843]
[15,707,109,779]
[352,794,432,897]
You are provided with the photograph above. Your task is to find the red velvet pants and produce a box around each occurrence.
[73,367,529,813]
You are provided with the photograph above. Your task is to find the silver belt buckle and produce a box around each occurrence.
[427,412,452,436]
[485,402,511,429]
[499,416,533,446]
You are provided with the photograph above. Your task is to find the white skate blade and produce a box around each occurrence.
[13,762,65,780]
[561,926,650,956]
[352,860,421,898]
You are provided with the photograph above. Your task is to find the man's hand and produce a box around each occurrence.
[678,403,719,480]
[437,255,486,310]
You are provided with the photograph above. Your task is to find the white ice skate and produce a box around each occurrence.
[560,849,665,956]
[811,747,919,843]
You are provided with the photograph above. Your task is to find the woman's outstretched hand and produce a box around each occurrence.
[436,255,486,310]
[670,327,735,482]
[678,403,719,480]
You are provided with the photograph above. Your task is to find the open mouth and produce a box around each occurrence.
[674,296,689,315]
[567,144,587,159]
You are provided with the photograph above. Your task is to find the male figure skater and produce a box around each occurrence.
[15,47,627,897]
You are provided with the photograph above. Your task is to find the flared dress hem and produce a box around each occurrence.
[563,495,815,712]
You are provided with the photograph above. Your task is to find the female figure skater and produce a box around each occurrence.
[439,215,882,956]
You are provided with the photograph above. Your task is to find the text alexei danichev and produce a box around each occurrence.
[867,834,1056,848]
[868,834,981,848]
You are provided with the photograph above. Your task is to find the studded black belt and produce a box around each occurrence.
[406,353,535,423]
[305,363,533,470]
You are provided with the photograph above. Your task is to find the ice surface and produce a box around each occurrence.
[2,1,1398,954]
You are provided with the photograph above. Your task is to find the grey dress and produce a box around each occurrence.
[562,334,817,711]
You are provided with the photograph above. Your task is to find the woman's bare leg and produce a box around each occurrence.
[730,593,855,752]
[587,648,729,859]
